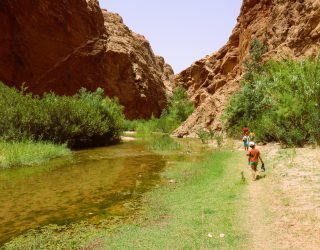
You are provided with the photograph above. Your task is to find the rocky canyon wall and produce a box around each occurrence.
[0,0,173,119]
[173,0,320,137]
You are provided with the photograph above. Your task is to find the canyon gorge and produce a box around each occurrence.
[0,0,319,131]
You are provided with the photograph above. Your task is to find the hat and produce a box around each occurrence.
[249,141,255,147]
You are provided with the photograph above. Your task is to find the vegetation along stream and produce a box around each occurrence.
[0,136,206,245]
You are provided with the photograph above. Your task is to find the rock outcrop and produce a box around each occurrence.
[0,0,173,119]
[173,0,320,137]
[101,11,173,118]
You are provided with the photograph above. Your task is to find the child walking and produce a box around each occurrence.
[247,141,264,180]
[242,133,250,151]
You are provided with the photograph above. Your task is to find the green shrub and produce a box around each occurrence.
[196,128,223,147]
[214,132,224,148]
[127,86,194,136]
[166,86,194,123]
[135,118,158,137]
[243,39,267,83]
[196,128,213,144]
[224,56,320,146]
[0,84,125,148]
[123,119,141,131]
[156,110,179,134]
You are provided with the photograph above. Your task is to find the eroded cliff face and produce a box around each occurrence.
[101,11,173,118]
[174,0,320,137]
[0,0,173,119]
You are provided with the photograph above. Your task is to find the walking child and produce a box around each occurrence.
[247,141,264,181]
[249,131,255,142]
[243,133,250,151]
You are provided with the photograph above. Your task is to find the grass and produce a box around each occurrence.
[103,151,247,249]
[148,135,182,151]
[3,150,248,249]
[124,86,194,136]
[0,140,71,169]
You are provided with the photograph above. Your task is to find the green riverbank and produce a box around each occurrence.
[102,150,247,249]
[0,141,71,169]
[3,149,248,249]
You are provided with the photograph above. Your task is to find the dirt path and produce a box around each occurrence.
[245,175,273,250]
[238,142,320,250]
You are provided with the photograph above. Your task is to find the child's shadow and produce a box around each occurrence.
[256,174,267,180]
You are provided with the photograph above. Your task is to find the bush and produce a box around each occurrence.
[224,56,320,146]
[243,39,267,83]
[123,119,141,131]
[196,128,223,147]
[126,86,194,136]
[196,128,213,144]
[135,118,158,137]
[0,83,125,148]
[166,86,194,123]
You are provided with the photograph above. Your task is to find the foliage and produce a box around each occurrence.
[123,119,142,131]
[243,39,267,83]
[214,132,224,148]
[125,86,194,135]
[154,85,194,133]
[4,151,247,250]
[134,118,158,138]
[166,86,194,123]
[2,222,106,250]
[0,140,71,169]
[196,128,213,144]
[148,135,182,151]
[196,128,224,147]
[224,56,320,146]
[0,83,125,148]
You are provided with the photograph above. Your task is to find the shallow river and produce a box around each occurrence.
[0,138,204,244]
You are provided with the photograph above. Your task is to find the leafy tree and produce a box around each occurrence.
[243,39,268,83]
[224,55,320,146]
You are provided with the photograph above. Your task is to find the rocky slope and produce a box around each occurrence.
[101,11,173,118]
[173,0,320,137]
[0,0,173,119]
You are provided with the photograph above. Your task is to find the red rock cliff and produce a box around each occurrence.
[173,0,320,137]
[0,0,173,119]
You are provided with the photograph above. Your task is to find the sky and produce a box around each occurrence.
[99,0,243,73]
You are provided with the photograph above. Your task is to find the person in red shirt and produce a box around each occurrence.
[247,141,264,180]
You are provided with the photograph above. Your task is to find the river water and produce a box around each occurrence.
[0,137,205,244]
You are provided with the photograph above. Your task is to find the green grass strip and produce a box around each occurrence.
[3,150,247,250]
[103,151,247,249]
[0,140,71,169]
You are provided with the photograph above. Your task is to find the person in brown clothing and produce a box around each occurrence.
[247,141,264,180]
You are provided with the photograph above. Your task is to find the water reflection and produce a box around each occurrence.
[0,137,205,244]
[0,141,167,244]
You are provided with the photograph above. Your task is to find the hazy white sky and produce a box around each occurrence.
[99,0,243,73]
